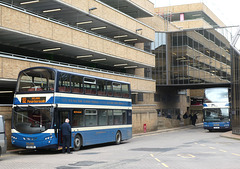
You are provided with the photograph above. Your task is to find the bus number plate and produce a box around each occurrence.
[26,142,36,149]
[26,146,36,149]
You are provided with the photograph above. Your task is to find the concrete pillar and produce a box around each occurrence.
[134,43,144,50]
[135,68,145,78]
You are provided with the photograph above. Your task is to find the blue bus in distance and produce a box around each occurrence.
[11,67,132,150]
[203,87,231,131]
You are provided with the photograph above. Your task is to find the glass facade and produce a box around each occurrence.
[231,46,240,134]
[152,28,232,86]
[152,27,240,134]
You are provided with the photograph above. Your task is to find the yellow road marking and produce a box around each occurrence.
[155,158,161,162]
[219,149,227,153]
[161,163,169,168]
[177,154,195,158]
[188,154,195,158]
[150,154,169,168]
[194,142,198,144]
[200,144,206,146]
[232,153,240,156]
[209,147,216,149]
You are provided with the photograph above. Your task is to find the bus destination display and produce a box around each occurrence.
[21,97,46,103]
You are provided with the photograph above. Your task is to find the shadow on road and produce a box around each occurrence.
[8,141,129,155]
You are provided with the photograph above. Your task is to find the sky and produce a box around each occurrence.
[149,0,240,27]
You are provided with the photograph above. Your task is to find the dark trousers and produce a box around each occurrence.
[192,119,196,126]
[62,135,70,153]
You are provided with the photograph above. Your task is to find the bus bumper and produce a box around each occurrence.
[204,122,231,130]
[11,133,58,149]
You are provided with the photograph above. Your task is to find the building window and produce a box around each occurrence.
[131,94,137,104]
[176,95,180,102]
[138,93,143,101]
[154,93,160,102]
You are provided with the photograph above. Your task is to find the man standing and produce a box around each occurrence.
[190,113,198,126]
[61,118,71,154]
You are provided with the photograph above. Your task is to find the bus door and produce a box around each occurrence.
[58,110,71,147]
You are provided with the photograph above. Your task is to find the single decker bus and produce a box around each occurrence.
[203,87,231,131]
[11,67,132,150]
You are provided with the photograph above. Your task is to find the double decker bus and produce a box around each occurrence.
[203,87,231,131]
[11,67,132,150]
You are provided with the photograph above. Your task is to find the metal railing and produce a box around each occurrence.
[0,51,154,81]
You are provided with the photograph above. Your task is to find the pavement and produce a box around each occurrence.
[133,123,240,141]
[132,123,203,137]
[220,131,240,140]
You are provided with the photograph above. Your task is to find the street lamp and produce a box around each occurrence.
[136,28,142,32]
[89,7,97,14]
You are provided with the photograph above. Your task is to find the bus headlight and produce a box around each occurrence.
[12,136,17,140]
[23,137,37,141]
[45,136,53,140]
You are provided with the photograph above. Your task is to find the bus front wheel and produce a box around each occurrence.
[73,135,81,151]
[115,131,121,145]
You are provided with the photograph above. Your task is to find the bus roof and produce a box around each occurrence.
[19,66,130,84]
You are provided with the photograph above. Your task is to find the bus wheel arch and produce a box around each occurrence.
[73,134,82,151]
[115,131,122,145]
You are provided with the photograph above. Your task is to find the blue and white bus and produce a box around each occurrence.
[203,87,231,131]
[11,67,132,150]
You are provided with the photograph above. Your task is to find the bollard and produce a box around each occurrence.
[143,123,147,133]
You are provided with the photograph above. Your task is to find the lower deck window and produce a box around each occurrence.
[98,110,108,126]
[113,110,122,125]
[85,109,97,126]
[72,110,84,127]
[65,109,130,127]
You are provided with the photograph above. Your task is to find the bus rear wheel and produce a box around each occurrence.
[73,135,81,151]
[115,131,121,145]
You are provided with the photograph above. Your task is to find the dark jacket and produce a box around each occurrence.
[61,122,71,136]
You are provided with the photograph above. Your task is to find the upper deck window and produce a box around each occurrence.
[18,68,55,92]
[97,79,106,96]
[107,81,113,96]
[205,88,229,103]
[113,82,121,97]
[71,75,83,94]
[122,84,130,98]
[84,77,96,95]
[58,73,71,92]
